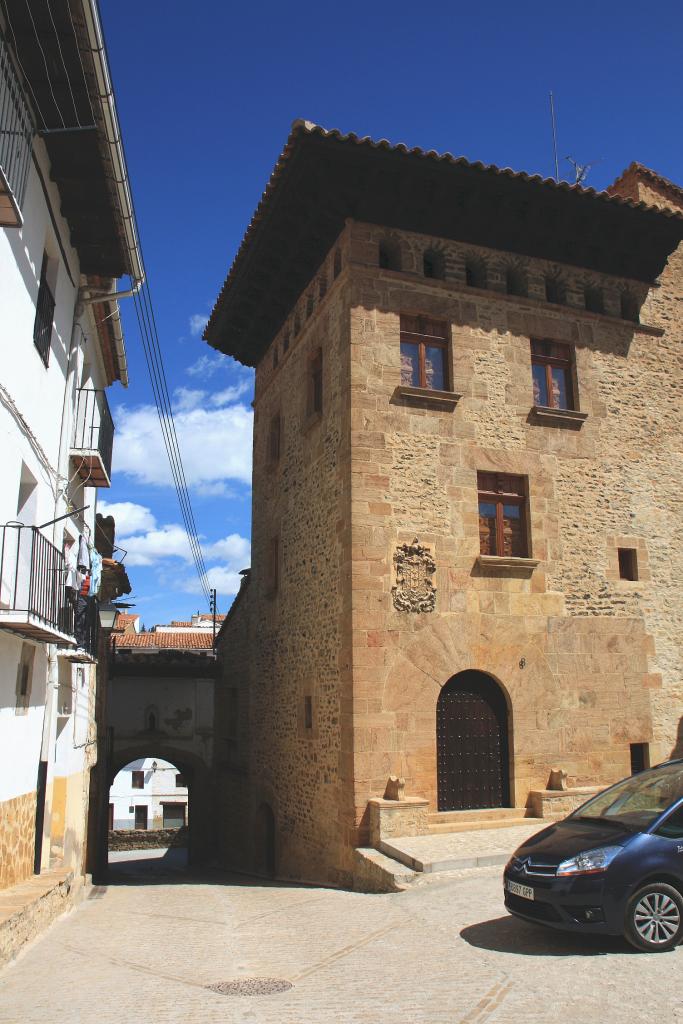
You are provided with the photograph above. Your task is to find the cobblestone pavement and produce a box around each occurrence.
[2,854,683,1024]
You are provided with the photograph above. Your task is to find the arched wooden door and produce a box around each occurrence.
[437,671,510,811]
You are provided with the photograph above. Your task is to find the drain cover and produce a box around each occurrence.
[207,978,293,997]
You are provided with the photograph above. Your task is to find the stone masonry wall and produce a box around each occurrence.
[217,242,355,886]
[345,216,678,839]
[0,790,36,890]
[108,827,188,850]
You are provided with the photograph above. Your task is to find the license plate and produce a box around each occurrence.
[506,879,534,901]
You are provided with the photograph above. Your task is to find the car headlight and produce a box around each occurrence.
[556,845,622,876]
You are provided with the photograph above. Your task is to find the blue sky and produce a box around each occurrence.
[98,0,683,627]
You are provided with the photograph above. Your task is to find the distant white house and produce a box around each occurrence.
[110,757,188,831]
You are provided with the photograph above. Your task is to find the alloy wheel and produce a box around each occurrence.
[633,892,681,945]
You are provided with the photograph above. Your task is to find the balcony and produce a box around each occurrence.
[0,34,33,228]
[71,388,114,488]
[0,525,75,644]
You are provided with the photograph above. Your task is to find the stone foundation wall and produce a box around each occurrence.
[108,827,188,850]
[0,790,36,890]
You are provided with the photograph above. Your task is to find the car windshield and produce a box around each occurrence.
[572,763,683,832]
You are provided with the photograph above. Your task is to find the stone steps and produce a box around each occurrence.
[428,816,543,835]
[427,807,532,831]
[378,821,547,876]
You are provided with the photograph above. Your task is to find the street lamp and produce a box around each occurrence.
[98,602,118,630]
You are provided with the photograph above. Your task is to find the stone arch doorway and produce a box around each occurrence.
[436,670,510,811]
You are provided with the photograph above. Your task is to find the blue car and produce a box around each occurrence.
[504,760,683,952]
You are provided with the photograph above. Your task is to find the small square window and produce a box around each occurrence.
[477,472,529,558]
[618,548,638,581]
[630,743,649,775]
[175,774,186,788]
[132,770,144,789]
[304,695,313,730]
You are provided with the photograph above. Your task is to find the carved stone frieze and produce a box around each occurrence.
[392,538,436,613]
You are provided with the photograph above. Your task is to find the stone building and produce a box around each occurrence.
[205,122,683,887]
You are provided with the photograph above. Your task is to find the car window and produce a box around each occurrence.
[572,763,683,831]
[655,805,683,840]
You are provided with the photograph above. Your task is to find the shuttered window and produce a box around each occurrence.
[477,472,529,558]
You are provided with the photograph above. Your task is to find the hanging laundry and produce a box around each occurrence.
[90,549,102,597]
[64,537,79,590]
[77,534,90,572]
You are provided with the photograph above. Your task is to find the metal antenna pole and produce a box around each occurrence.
[549,92,559,183]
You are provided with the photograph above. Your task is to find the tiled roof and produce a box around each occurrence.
[204,121,683,366]
[112,632,215,650]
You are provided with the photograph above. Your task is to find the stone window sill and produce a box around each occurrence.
[476,555,540,572]
[530,405,588,427]
[394,385,461,409]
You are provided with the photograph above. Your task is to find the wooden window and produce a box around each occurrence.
[505,267,528,298]
[268,535,279,594]
[477,472,529,558]
[465,258,487,289]
[268,412,281,462]
[175,774,186,788]
[423,250,445,280]
[304,695,313,730]
[618,548,638,581]
[308,349,323,416]
[132,770,144,789]
[134,806,148,830]
[584,285,604,314]
[531,340,575,410]
[400,315,449,391]
[33,252,55,367]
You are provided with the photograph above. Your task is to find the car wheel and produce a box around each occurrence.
[625,883,683,952]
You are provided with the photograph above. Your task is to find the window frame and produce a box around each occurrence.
[399,315,450,392]
[530,339,576,411]
[477,472,530,559]
[131,770,144,790]
[618,547,638,581]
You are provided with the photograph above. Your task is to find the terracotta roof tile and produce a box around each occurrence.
[205,121,683,350]
[113,632,215,650]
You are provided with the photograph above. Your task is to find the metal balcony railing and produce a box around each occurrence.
[0,524,74,643]
[0,33,33,227]
[33,262,55,366]
[72,388,115,487]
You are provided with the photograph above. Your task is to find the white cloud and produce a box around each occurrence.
[189,313,209,336]
[210,380,252,407]
[182,565,245,598]
[185,352,227,378]
[173,387,205,412]
[112,401,253,488]
[205,533,251,564]
[123,524,193,566]
[97,500,157,537]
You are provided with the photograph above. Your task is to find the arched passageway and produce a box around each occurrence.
[436,671,510,811]
[108,756,189,874]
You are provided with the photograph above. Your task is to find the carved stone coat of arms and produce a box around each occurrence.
[392,538,436,613]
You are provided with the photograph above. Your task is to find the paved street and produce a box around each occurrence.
[1,852,683,1024]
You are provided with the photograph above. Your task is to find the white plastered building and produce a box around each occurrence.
[110,758,189,831]
[0,1,142,892]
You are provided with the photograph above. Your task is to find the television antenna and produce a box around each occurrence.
[565,155,602,186]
